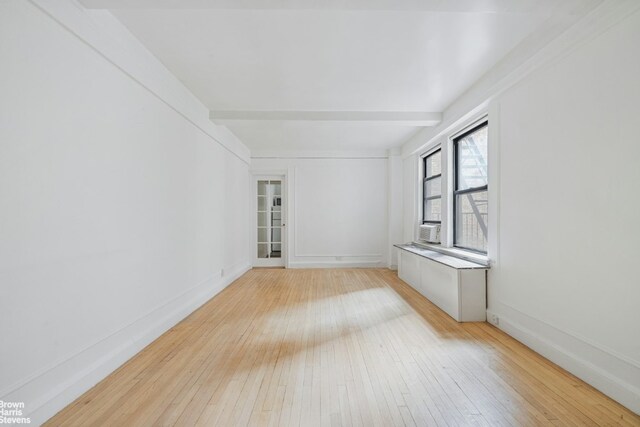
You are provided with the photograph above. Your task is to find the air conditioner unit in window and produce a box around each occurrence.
[419,224,441,244]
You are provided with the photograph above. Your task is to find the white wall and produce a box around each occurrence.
[488,7,640,411]
[251,155,394,268]
[0,1,252,424]
[402,155,418,243]
[387,153,403,268]
[400,2,640,413]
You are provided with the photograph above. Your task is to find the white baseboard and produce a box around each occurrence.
[4,262,251,426]
[487,308,640,415]
[288,260,386,269]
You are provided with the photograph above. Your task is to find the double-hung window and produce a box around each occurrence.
[423,149,442,224]
[453,122,488,253]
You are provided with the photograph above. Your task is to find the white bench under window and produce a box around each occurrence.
[395,243,489,322]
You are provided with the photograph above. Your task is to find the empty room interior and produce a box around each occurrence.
[2,0,640,425]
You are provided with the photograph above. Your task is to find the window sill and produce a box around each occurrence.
[411,241,490,266]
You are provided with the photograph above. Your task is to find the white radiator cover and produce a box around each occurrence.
[398,249,486,322]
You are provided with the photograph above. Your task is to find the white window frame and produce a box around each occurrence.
[416,114,490,263]
[451,120,489,254]
[420,145,443,225]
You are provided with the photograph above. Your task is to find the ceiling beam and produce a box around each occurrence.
[79,0,566,13]
[209,111,442,126]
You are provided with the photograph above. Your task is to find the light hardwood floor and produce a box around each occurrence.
[46,269,640,426]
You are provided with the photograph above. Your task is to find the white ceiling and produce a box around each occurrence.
[84,0,599,152]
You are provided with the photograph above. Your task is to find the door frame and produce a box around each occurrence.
[252,172,288,268]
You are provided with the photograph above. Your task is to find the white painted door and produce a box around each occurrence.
[254,176,285,267]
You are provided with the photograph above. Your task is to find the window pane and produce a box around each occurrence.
[257,243,268,258]
[424,176,441,198]
[258,227,268,243]
[271,227,281,244]
[257,211,267,227]
[455,191,488,252]
[258,196,267,211]
[424,198,441,222]
[456,125,488,190]
[258,180,268,196]
[425,150,441,178]
[272,181,281,196]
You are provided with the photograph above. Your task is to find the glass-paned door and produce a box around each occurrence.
[255,177,285,267]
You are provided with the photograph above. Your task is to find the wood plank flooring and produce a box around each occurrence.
[45,269,640,426]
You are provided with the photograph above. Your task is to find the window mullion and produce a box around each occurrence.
[454,185,488,196]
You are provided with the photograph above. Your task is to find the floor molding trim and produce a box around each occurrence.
[487,308,640,415]
[4,262,251,426]
[288,260,385,269]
